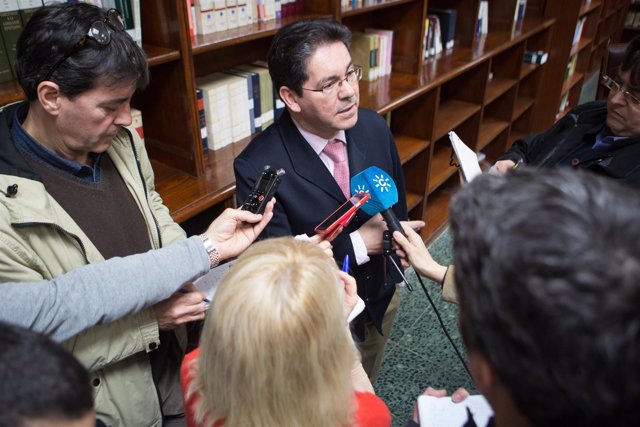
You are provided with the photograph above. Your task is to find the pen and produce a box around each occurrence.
[178,288,211,305]
[512,158,525,169]
[342,254,350,273]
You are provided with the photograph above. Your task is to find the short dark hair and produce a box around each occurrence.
[267,18,351,97]
[450,168,640,427]
[621,35,640,88]
[0,321,94,426]
[15,3,149,101]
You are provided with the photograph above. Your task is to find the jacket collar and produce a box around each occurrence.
[0,102,40,181]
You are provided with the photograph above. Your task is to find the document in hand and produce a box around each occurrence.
[418,394,494,427]
[193,260,236,304]
[448,131,482,182]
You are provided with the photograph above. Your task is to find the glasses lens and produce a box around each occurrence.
[89,21,110,45]
[108,9,125,31]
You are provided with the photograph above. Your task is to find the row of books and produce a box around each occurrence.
[0,0,141,83]
[423,9,456,60]
[187,0,302,36]
[351,29,393,82]
[196,62,285,151]
[339,0,387,10]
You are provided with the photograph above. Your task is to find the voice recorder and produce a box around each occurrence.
[240,165,285,214]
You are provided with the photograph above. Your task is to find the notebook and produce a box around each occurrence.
[448,131,482,182]
[418,394,494,427]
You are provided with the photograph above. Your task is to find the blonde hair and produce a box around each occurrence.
[193,237,358,427]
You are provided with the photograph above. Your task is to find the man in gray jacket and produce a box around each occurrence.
[0,4,205,426]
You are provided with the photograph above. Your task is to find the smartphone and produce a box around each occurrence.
[314,192,370,240]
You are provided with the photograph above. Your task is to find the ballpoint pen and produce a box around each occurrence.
[342,254,350,273]
[178,288,211,305]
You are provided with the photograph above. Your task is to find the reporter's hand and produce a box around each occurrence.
[202,198,275,261]
[412,386,470,423]
[309,234,334,258]
[393,223,447,283]
[490,159,516,175]
[337,270,359,321]
[154,286,208,330]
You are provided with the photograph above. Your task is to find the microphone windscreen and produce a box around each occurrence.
[350,166,398,216]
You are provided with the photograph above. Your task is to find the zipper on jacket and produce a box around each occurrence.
[125,129,163,249]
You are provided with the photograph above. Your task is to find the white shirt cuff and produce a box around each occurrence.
[350,230,370,265]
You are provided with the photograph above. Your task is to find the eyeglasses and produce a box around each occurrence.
[40,9,125,83]
[601,74,640,106]
[301,66,363,96]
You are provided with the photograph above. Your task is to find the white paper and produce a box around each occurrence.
[449,131,482,182]
[193,260,236,304]
[418,394,493,427]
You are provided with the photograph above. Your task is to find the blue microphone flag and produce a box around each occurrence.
[350,166,399,216]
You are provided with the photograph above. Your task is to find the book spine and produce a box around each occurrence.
[196,88,208,152]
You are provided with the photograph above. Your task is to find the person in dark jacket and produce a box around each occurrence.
[411,168,640,427]
[492,35,640,188]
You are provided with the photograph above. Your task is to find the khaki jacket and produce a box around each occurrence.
[0,103,186,426]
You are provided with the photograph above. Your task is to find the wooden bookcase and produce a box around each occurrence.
[0,0,629,240]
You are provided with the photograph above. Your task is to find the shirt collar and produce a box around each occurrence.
[592,127,629,151]
[11,102,103,182]
[291,117,347,154]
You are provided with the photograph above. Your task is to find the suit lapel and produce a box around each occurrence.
[345,121,368,177]
[278,111,346,202]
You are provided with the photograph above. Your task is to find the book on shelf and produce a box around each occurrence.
[351,32,379,81]
[236,63,274,129]
[194,0,215,35]
[423,16,441,59]
[197,73,233,150]
[196,88,208,152]
[572,16,585,46]
[476,0,488,35]
[0,30,11,82]
[213,0,227,32]
[428,8,456,51]
[524,50,547,64]
[365,28,393,77]
[0,0,23,80]
[223,68,256,135]
[228,66,260,131]
[511,0,526,34]
[130,107,144,143]
[565,54,577,80]
[557,91,570,117]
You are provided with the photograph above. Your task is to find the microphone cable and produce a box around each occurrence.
[383,231,472,380]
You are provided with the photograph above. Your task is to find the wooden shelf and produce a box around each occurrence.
[145,44,181,66]
[579,0,601,16]
[478,118,510,151]
[428,143,457,194]
[154,138,251,223]
[191,15,328,54]
[406,191,423,212]
[341,0,416,17]
[434,100,481,141]
[562,71,584,94]
[570,37,593,56]
[513,96,535,120]
[396,134,430,164]
[485,77,518,104]
[520,62,540,79]
[423,177,458,243]
[0,80,24,107]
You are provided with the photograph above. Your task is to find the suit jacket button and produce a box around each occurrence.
[571,158,580,166]
[92,378,101,387]
[149,342,157,351]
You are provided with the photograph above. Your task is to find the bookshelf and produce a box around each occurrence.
[0,0,629,240]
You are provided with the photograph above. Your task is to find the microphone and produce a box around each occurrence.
[350,166,405,236]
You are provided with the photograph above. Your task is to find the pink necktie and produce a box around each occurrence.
[323,139,350,199]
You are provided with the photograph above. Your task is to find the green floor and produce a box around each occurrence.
[373,230,478,426]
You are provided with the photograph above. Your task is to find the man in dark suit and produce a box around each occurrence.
[234,19,423,382]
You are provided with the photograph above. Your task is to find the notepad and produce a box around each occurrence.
[449,131,483,182]
[193,260,236,304]
[418,394,493,427]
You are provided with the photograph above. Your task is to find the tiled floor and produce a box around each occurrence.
[373,230,478,426]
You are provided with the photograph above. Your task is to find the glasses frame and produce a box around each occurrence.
[301,66,363,96]
[40,8,125,84]
[601,74,640,106]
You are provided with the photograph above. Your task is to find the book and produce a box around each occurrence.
[524,50,547,65]
[365,28,393,76]
[196,88,208,152]
[449,130,482,182]
[197,73,232,150]
[194,0,215,35]
[429,8,456,50]
[0,0,22,79]
[351,32,377,81]
[0,30,12,82]
[417,394,493,427]
[227,67,260,131]
[240,62,274,128]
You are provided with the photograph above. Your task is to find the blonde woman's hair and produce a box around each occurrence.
[193,237,358,427]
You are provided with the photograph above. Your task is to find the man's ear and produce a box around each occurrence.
[279,86,301,113]
[36,81,62,116]
[468,350,496,396]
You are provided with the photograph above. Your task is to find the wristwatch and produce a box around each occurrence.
[199,234,220,269]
